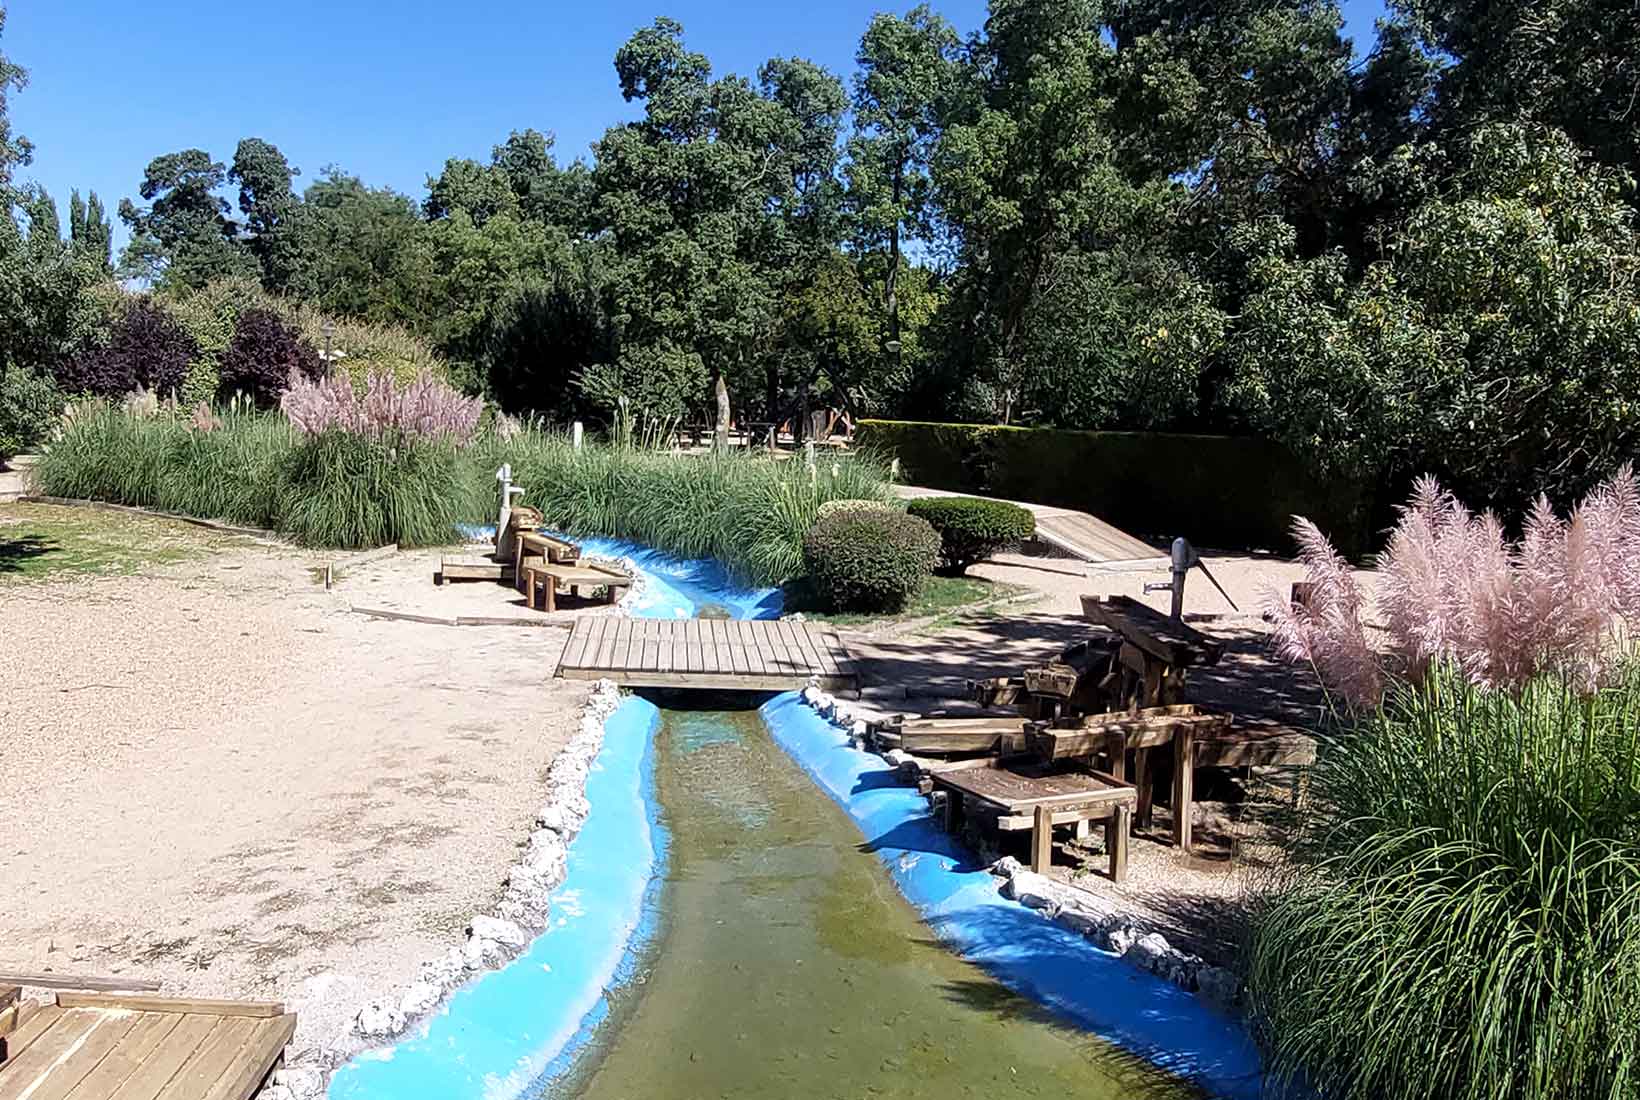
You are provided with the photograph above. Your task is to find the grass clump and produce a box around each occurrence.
[801,507,939,613]
[478,429,894,585]
[1246,667,1640,1100]
[906,495,1035,573]
[278,431,485,549]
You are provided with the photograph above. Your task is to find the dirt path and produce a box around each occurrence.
[1,504,589,1057]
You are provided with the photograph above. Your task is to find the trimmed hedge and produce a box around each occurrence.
[860,419,1370,557]
[801,507,940,612]
[907,495,1035,572]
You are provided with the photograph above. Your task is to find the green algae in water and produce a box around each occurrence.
[552,706,1195,1100]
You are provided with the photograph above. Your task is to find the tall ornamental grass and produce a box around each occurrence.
[1247,668,1640,1100]
[474,428,894,586]
[35,402,893,575]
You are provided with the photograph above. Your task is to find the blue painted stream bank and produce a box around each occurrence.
[327,541,1263,1100]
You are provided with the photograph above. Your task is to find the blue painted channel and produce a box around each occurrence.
[759,691,1266,1100]
[334,536,1266,1099]
[326,696,665,1100]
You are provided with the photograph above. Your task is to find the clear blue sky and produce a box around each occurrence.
[6,0,1389,251]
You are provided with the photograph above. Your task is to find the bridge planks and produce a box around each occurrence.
[557,617,859,695]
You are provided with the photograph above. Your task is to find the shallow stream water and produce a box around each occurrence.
[547,703,1192,1100]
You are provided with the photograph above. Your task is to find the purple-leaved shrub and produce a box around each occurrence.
[219,308,323,407]
[58,299,197,398]
[1271,468,1640,706]
[281,369,482,444]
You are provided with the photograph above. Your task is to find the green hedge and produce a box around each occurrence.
[859,419,1369,557]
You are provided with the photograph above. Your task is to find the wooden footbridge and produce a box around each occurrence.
[556,617,860,695]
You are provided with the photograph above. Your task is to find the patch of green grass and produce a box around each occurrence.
[0,502,239,582]
[785,573,1030,628]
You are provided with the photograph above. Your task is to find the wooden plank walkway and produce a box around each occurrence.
[556,617,860,695]
[0,993,294,1100]
[892,486,1163,566]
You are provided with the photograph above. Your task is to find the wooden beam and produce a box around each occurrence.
[53,992,284,1018]
[1031,805,1053,873]
[1108,805,1130,883]
[1173,725,1195,853]
[0,971,161,993]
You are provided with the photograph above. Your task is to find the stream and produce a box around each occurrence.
[545,701,1192,1100]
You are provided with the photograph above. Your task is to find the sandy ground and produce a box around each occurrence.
[839,538,1379,965]
[1,509,590,1057]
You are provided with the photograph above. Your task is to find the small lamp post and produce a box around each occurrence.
[321,319,335,375]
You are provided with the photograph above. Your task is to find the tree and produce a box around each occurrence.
[0,6,30,202]
[68,189,113,272]
[230,137,299,287]
[276,168,432,323]
[118,149,255,289]
[588,19,849,424]
[1398,0,1640,177]
[846,6,958,357]
[1227,125,1640,516]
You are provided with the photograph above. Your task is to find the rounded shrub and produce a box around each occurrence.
[801,508,939,613]
[906,495,1035,572]
[220,308,324,408]
[0,366,63,464]
[57,299,197,398]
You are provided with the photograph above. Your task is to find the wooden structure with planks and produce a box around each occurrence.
[556,617,860,694]
[931,762,1137,880]
[0,990,295,1100]
[521,560,632,612]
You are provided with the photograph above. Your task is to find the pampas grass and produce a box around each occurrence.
[1271,468,1640,706]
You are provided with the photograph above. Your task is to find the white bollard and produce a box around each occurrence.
[572,421,584,450]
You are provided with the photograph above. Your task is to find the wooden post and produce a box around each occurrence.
[524,569,538,611]
[1173,726,1195,852]
[1133,746,1152,829]
[543,575,557,613]
[943,791,965,834]
[1105,732,1126,781]
[1107,805,1130,882]
[1031,804,1053,873]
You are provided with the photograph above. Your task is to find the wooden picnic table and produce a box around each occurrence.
[930,762,1136,880]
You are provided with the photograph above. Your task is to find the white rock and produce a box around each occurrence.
[469,915,527,948]
[1123,932,1176,974]
[463,936,502,968]
[1004,870,1063,914]
[815,692,836,715]
[399,980,442,1016]
[536,804,567,832]
[802,686,822,706]
[1107,927,1139,956]
[353,1001,406,1037]
[849,719,869,737]
[1055,905,1117,938]
[257,1086,296,1100]
[270,1068,324,1098]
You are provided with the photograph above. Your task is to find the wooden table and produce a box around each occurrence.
[517,530,582,566]
[521,561,632,612]
[930,763,1137,880]
[1030,705,1315,852]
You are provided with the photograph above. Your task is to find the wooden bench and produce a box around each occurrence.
[521,561,633,612]
[517,530,582,566]
[930,762,1137,881]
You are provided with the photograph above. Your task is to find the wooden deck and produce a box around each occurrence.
[555,617,860,694]
[0,993,295,1100]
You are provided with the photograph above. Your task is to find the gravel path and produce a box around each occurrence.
[1,507,590,1058]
